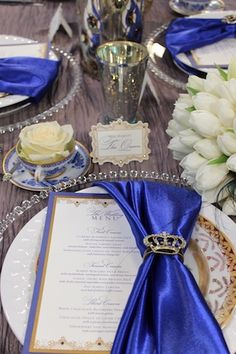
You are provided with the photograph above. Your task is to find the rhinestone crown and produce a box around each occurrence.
[143,232,186,256]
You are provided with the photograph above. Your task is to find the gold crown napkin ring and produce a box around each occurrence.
[143,232,186,260]
[222,15,236,24]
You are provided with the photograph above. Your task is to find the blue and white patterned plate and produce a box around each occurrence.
[3,142,91,192]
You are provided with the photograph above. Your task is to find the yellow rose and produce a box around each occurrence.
[18,121,74,163]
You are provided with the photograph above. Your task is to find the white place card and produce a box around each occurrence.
[22,192,142,353]
[89,119,151,167]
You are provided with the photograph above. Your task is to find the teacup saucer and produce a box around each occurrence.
[169,0,225,16]
[2,142,91,192]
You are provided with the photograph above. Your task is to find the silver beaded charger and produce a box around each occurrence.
[0,170,189,242]
[145,24,187,91]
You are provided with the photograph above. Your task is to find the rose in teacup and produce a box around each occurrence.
[16,121,76,180]
[18,121,74,163]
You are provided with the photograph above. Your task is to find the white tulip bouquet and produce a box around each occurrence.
[167,58,236,215]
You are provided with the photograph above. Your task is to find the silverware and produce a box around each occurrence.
[2,159,21,181]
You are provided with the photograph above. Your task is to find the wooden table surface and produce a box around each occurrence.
[0,1,235,353]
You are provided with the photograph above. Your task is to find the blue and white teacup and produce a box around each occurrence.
[16,141,76,181]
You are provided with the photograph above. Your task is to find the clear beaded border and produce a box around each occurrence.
[145,24,187,90]
[0,170,190,242]
[0,45,83,135]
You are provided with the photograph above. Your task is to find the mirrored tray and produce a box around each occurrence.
[145,24,188,91]
[0,41,83,135]
[0,170,235,353]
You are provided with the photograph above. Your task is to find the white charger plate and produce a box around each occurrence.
[0,187,236,352]
[175,11,236,76]
[0,35,57,109]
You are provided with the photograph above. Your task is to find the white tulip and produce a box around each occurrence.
[172,103,191,128]
[166,119,186,137]
[192,92,218,113]
[194,177,231,203]
[181,170,195,184]
[228,57,236,80]
[216,98,236,128]
[172,151,186,161]
[189,110,222,138]
[204,72,223,96]
[233,118,236,134]
[222,197,236,216]
[179,129,202,147]
[217,132,236,156]
[166,127,176,138]
[195,163,229,191]
[174,93,193,107]
[226,153,236,172]
[187,75,205,92]
[168,136,193,155]
[227,79,236,104]
[193,138,222,159]
[216,80,236,105]
[180,151,207,173]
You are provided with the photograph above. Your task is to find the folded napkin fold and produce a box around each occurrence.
[165,18,236,76]
[0,57,59,102]
[94,181,229,354]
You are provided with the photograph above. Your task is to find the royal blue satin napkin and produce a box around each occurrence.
[0,57,59,102]
[165,18,236,76]
[94,181,229,354]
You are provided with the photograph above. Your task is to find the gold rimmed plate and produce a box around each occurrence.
[190,210,236,329]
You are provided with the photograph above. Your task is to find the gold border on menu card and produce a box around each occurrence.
[29,195,110,353]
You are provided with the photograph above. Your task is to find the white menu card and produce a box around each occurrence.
[22,192,142,353]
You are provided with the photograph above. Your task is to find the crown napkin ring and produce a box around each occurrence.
[222,15,236,24]
[143,232,186,260]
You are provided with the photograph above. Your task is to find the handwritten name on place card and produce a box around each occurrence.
[89,119,151,167]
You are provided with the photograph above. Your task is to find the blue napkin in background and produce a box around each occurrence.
[165,18,236,76]
[0,57,59,103]
[94,181,230,354]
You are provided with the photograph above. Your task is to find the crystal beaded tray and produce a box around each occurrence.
[0,170,188,240]
[0,40,82,135]
[145,24,187,91]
